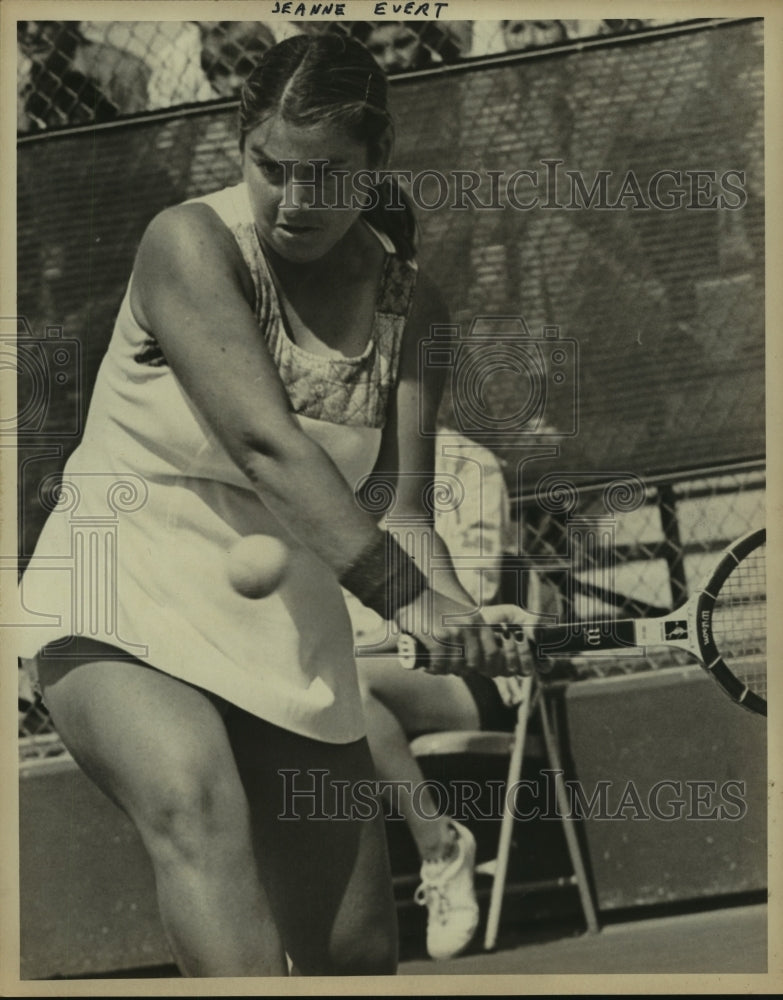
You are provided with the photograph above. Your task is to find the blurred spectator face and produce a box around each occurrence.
[200,22,275,98]
[502,20,566,51]
[17,21,69,62]
[364,23,425,74]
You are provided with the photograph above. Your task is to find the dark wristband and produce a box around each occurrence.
[340,530,428,620]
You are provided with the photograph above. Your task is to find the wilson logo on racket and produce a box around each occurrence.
[700,610,711,646]
[664,621,688,640]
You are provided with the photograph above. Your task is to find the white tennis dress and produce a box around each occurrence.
[19,182,417,744]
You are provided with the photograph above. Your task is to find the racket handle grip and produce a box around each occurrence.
[398,628,552,672]
[398,633,429,670]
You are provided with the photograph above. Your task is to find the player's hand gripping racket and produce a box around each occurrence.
[399,528,767,716]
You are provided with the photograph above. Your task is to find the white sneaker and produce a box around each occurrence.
[414,821,479,960]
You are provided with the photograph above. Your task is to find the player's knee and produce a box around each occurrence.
[133,767,250,873]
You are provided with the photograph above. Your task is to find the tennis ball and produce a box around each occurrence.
[227,534,289,599]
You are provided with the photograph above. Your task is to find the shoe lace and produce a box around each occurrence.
[414,879,452,924]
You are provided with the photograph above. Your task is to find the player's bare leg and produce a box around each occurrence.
[228,709,398,976]
[356,657,481,860]
[37,651,288,977]
[356,656,483,960]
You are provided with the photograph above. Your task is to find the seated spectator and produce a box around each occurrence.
[351,22,435,74]
[345,433,532,960]
[350,21,463,74]
[18,20,149,130]
[501,20,568,52]
[199,22,277,98]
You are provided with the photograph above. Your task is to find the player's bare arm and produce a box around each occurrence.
[131,203,381,574]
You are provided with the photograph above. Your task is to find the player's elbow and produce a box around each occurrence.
[237,424,317,497]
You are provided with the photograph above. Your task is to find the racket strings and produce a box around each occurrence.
[710,545,766,697]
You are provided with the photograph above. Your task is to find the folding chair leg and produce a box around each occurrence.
[483,675,534,951]
[537,693,600,934]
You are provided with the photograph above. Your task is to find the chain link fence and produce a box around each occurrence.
[17,17,698,133]
[16,18,765,757]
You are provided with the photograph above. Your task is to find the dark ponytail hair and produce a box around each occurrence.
[238,33,417,260]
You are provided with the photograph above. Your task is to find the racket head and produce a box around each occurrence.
[695,527,766,716]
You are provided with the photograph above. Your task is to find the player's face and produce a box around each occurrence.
[243,114,370,264]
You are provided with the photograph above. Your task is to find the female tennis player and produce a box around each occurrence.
[19,34,526,977]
